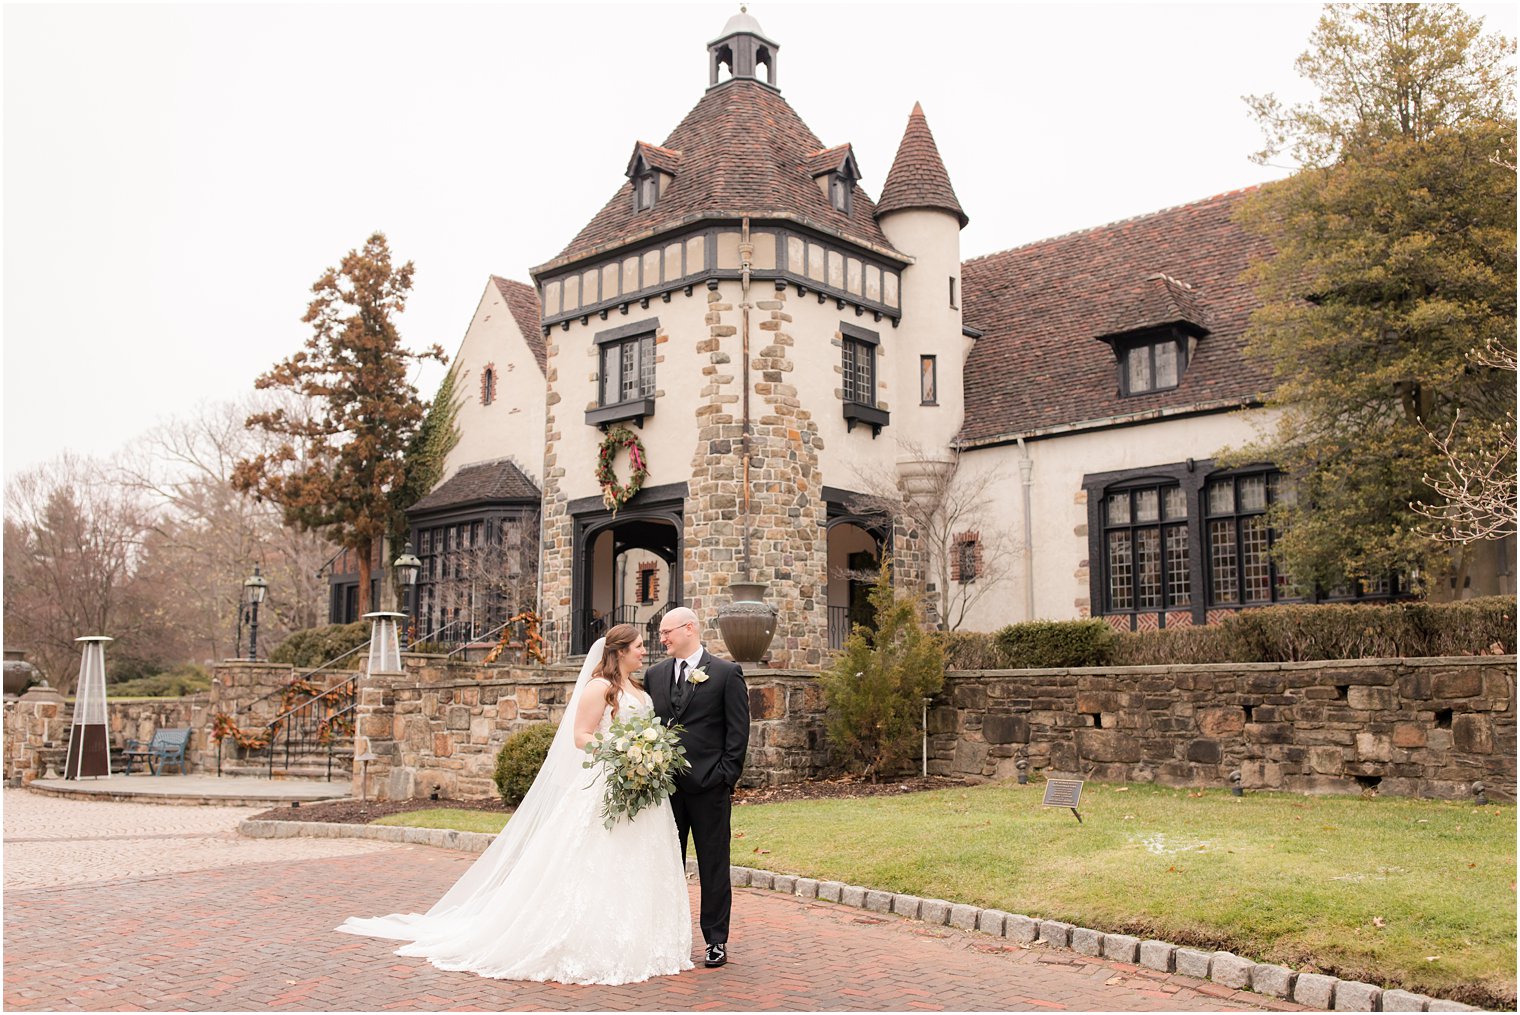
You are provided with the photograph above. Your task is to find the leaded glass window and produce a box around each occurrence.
[1103,482,1190,613]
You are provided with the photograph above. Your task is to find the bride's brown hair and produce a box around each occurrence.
[594,623,643,719]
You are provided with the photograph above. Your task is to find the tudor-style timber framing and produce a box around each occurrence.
[535,219,910,331]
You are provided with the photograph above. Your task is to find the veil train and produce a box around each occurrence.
[337,638,608,940]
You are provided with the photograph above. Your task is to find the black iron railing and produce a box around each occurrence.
[828,606,850,650]
[260,675,359,782]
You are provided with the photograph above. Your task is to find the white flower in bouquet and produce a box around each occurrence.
[582,710,691,829]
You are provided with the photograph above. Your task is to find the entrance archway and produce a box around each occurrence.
[573,512,682,658]
[826,515,889,649]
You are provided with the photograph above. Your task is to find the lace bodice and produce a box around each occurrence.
[597,687,653,733]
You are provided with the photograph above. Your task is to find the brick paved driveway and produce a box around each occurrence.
[4,790,1298,1011]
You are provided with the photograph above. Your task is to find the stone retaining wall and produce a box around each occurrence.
[351,657,831,801]
[930,656,1516,801]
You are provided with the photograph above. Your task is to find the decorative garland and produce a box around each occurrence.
[596,425,648,515]
[210,677,355,754]
[482,609,548,667]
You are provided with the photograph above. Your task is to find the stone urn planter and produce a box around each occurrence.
[3,650,41,698]
[715,582,778,663]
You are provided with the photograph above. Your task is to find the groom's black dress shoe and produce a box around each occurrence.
[704,943,727,968]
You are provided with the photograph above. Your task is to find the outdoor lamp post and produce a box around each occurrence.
[393,542,421,648]
[243,566,268,661]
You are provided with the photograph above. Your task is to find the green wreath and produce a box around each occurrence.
[596,425,649,514]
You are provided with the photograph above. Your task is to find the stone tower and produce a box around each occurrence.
[530,13,955,665]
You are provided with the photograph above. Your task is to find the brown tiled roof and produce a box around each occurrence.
[628,141,683,176]
[544,79,899,269]
[874,103,968,228]
[490,276,545,372]
[959,189,1273,444]
[409,459,540,515]
[803,144,855,178]
[1100,273,1212,338]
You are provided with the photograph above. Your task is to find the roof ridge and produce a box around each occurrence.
[964,185,1265,266]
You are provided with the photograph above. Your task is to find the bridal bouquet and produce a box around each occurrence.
[582,712,690,829]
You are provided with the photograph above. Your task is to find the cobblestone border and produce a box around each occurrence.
[237,819,1484,1012]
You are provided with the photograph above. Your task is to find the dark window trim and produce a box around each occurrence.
[591,325,656,427]
[1084,460,1210,628]
[1116,327,1188,397]
[843,402,889,437]
[839,321,880,345]
[1099,479,1192,615]
[594,318,660,345]
[586,397,656,429]
[920,354,938,405]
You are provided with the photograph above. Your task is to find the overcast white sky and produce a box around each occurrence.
[4,1,1515,480]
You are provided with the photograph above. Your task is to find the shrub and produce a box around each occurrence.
[820,559,945,781]
[268,621,370,669]
[108,663,212,698]
[493,723,558,807]
[941,630,1008,670]
[993,619,1117,668]
[1108,595,1517,664]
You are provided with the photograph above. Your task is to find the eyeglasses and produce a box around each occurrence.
[657,621,694,637]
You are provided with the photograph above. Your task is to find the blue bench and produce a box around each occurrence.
[122,728,192,775]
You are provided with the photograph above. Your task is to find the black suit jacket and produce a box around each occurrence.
[646,649,750,794]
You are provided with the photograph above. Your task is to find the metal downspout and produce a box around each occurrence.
[1017,437,1034,621]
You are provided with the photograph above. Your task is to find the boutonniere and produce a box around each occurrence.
[687,666,711,685]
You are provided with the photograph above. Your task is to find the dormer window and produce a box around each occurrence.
[1121,332,1186,395]
[625,144,680,215]
[1098,274,1209,397]
[830,173,852,214]
[634,171,659,212]
[808,145,861,217]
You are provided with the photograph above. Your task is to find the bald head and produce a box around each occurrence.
[658,607,701,658]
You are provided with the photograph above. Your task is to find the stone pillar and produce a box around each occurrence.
[4,684,70,784]
[351,668,404,801]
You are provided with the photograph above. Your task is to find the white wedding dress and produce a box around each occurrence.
[337,640,694,985]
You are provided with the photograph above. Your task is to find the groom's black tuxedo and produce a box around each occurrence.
[647,649,750,794]
[647,648,749,947]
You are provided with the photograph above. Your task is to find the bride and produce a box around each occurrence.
[337,625,694,984]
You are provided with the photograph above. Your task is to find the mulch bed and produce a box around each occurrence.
[251,776,970,825]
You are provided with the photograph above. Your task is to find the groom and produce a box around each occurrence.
[648,606,750,968]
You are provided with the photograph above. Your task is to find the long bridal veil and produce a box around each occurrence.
[337,638,608,940]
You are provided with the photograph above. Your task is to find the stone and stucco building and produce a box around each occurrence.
[368,11,1512,659]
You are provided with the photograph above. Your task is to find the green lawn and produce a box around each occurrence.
[372,808,511,834]
[369,781,1515,1004]
[733,781,1515,1005]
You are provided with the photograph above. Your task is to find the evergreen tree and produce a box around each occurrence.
[1233,4,1516,593]
[818,559,945,781]
[233,233,446,613]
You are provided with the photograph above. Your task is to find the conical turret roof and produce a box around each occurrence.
[540,80,901,271]
[875,102,968,228]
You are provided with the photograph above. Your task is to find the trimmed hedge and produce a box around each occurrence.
[108,664,212,698]
[942,596,1517,669]
[493,723,558,807]
[268,621,370,669]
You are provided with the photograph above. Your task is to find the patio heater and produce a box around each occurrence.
[392,542,421,649]
[243,566,268,661]
[64,636,112,779]
[364,611,407,674]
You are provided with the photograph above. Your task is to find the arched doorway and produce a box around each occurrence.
[572,511,682,659]
[826,513,889,649]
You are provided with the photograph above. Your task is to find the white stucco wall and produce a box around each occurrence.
[442,280,547,487]
[950,407,1283,632]
[549,292,713,503]
[876,207,966,455]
